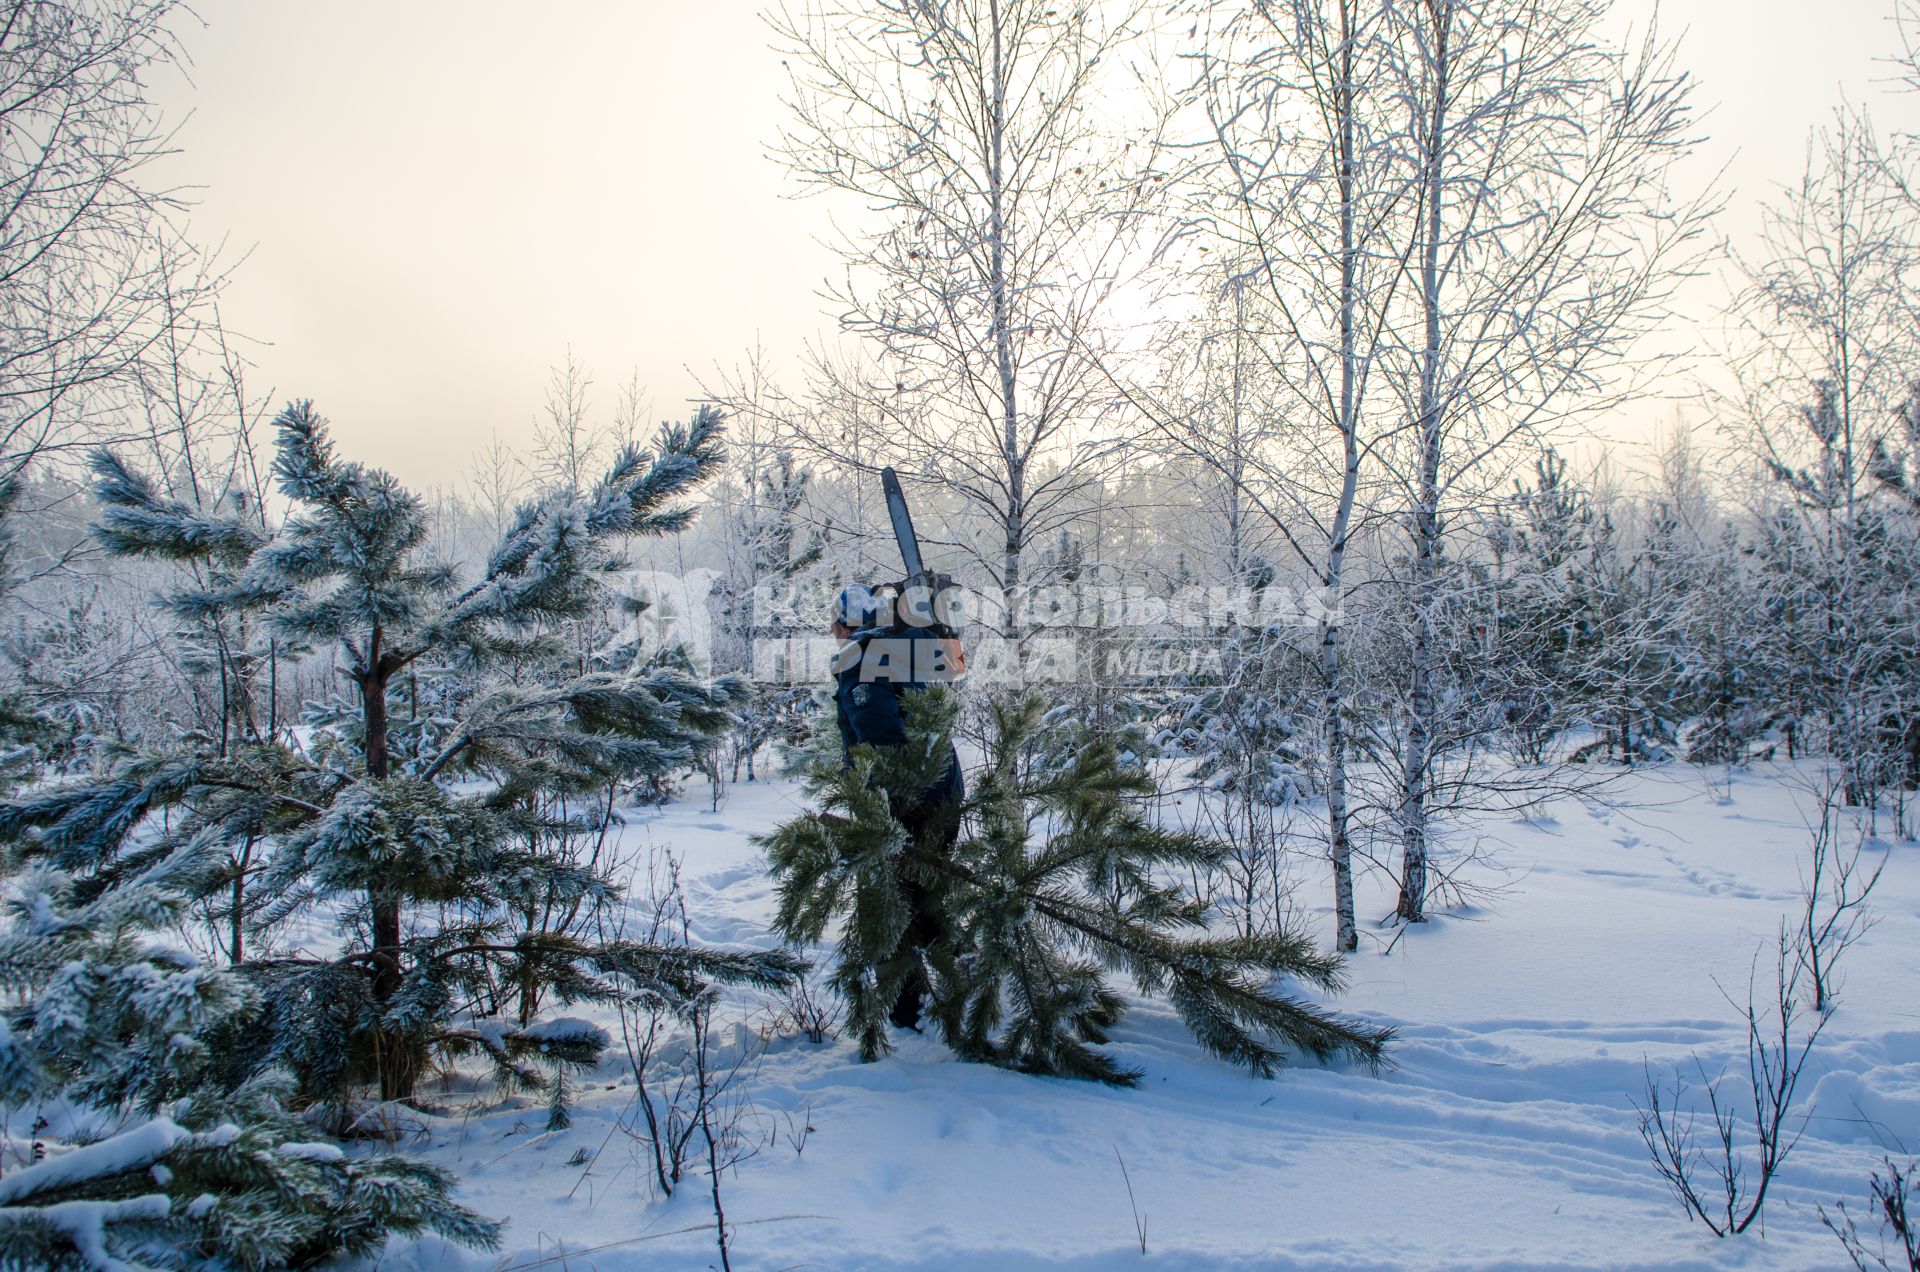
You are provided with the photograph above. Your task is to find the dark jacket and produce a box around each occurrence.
[833,624,964,816]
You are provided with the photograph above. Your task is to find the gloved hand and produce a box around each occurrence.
[892,572,962,631]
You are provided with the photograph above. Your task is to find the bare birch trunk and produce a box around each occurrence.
[1326,0,1363,953]
[1396,0,1451,925]
[987,0,1026,626]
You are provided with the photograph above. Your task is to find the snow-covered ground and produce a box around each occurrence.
[385,764,1920,1272]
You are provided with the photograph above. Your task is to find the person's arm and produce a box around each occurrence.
[843,677,908,748]
[835,698,857,755]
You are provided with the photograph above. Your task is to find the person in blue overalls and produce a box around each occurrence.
[830,584,964,1030]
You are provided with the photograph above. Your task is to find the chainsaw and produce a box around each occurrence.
[880,466,966,677]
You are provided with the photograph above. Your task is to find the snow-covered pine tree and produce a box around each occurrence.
[1476,451,1608,763]
[1872,383,1920,513]
[1750,381,1920,805]
[0,822,499,1268]
[1650,513,1768,766]
[2,402,802,1117]
[1732,113,1920,808]
[712,445,826,782]
[0,875,498,1266]
[763,689,1389,1084]
[0,477,54,795]
[1579,494,1680,766]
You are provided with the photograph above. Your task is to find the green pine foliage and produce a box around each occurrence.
[764,691,1391,1085]
[1651,514,1775,766]
[0,400,807,1262]
[0,402,803,1120]
[0,841,499,1269]
[1473,451,1611,762]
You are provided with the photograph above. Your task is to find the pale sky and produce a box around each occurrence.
[153,0,1920,489]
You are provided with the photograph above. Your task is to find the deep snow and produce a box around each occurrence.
[377,763,1919,1272]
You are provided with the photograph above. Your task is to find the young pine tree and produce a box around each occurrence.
[1754,381,1920,804]
[2,403,801,1116]
[0,465,490,1269]
[0,478,55,794]
[764,691,1389,1084]
[712,446,827,781]
[1661,517,1776,766]
[1476,452,1611,762]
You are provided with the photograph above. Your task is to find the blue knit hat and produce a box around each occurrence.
[832,584,883,628]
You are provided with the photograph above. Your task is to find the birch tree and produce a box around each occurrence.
[1157,0,1411,951]
[0,0,224,477]
[1730,111,1920,810]
[770,0,1155,628]
[1381,0,1704,922]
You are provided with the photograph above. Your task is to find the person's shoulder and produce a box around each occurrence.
[835,628,879,671]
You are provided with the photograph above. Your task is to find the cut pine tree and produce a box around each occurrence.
[763,691,1391,1084]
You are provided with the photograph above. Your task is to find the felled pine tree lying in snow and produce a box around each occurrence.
[764,691,1391,1085]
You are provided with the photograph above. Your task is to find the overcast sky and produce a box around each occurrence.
[153,1,1920,489]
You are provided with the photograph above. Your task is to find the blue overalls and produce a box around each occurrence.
[832,621,964,1028]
